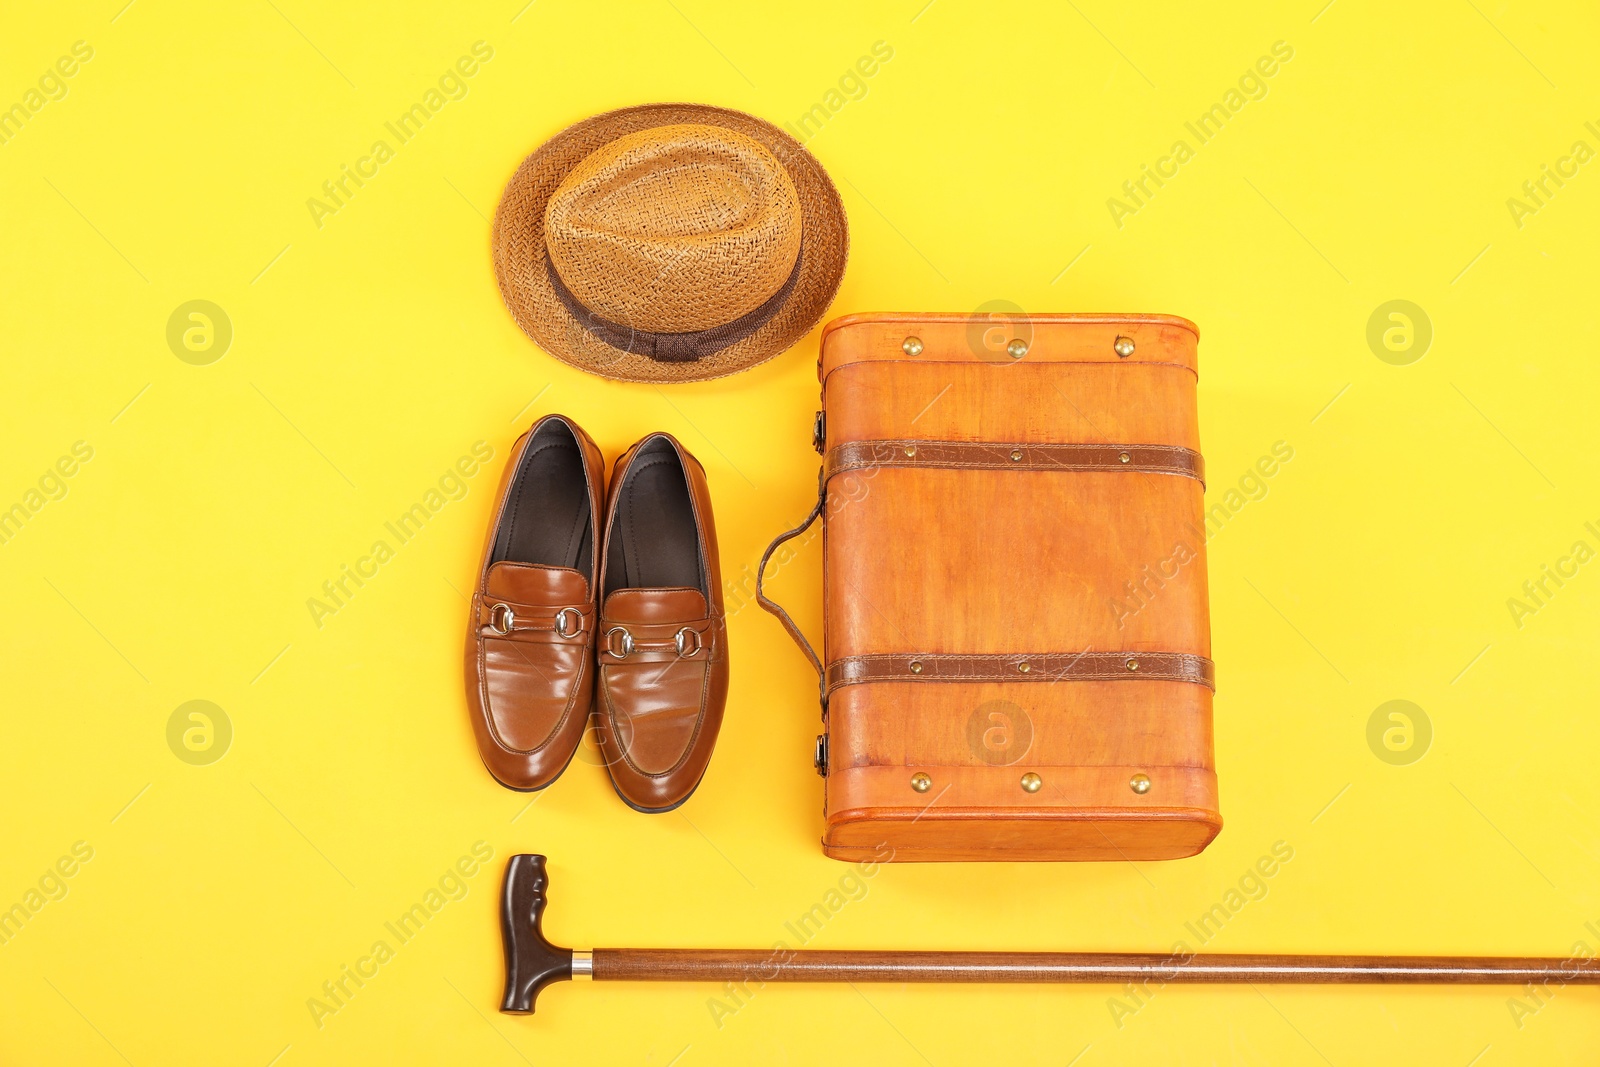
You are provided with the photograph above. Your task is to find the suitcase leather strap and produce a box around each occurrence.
[826,440,1204,484]
[826,651,1214,695]
[756,468,829,706]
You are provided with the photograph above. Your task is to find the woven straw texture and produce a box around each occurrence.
[493,104,848,383]
[544,125,802,333]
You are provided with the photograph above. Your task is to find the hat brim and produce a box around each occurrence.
[492,104,849,384]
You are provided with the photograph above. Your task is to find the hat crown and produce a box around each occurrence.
[543,124,802,333]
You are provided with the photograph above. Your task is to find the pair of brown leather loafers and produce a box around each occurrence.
[463,415,728,812]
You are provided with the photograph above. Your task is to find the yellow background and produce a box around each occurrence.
[3,0,1597,1062]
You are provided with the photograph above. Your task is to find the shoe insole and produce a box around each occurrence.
[492,426,592,574]
[606,444,702,594]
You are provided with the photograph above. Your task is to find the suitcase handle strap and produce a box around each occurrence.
[756,469,828,707]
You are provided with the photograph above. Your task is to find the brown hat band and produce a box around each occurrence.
[544,250,804,364]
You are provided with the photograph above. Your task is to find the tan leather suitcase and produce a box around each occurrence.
[760,312,1220,862]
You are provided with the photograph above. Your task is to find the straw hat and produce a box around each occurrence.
[492,104,849,383]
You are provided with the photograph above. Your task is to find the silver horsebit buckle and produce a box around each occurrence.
[489,604,583,638]
[604,626,702,659]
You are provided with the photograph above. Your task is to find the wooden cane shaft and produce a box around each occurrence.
[593,949,1600,985]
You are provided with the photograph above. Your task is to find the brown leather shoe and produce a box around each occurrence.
[464,414,604,791]
[595,433,728,812]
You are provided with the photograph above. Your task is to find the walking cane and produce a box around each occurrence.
[499,854,1599,1014]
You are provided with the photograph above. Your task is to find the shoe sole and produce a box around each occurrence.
[482,724,588,793]
[606,767,707,814]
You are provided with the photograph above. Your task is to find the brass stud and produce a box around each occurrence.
[1010,449,1024,462]
[904,445,917,458]
[1118,452,1131,464]
[1126,658,1139,672]
[1020,772,1043,793]
[1129,773,1152,795]
[909,660,923,674]
[1017,661,1031,673]
[902,336,924,356]
[1006,338,1029,359]
[911,772,933,793]
[1113,336,1135,358]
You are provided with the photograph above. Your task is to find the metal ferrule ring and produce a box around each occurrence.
[489,603,515,635]
[604,626,635,658]
[554,607,584,638]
